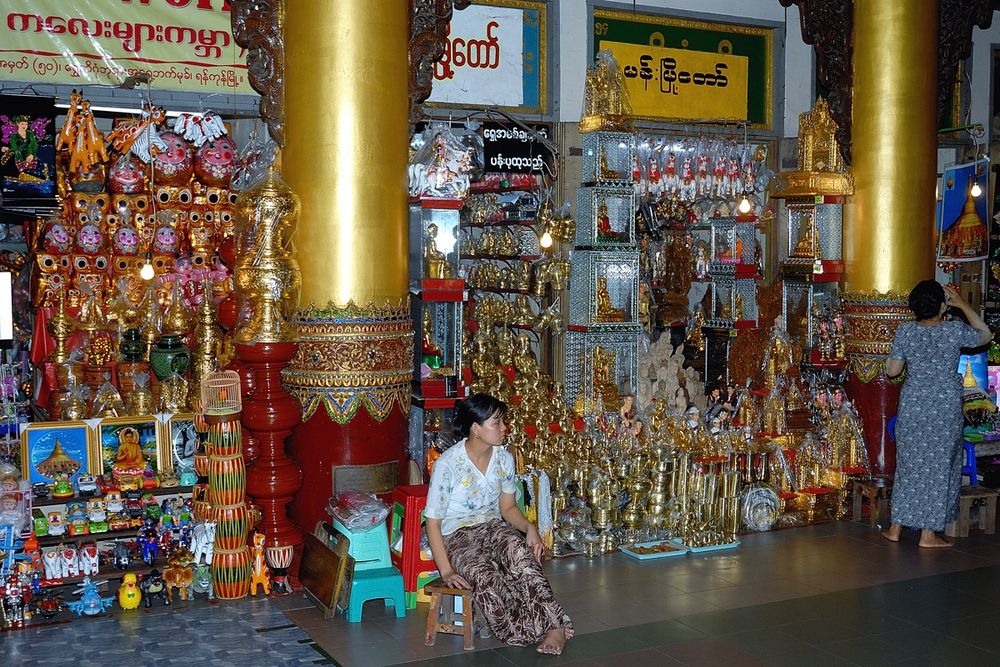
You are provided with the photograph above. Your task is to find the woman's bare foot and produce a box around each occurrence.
[918,530,952,548]
[881,524,901,542]
[536,627,572,655]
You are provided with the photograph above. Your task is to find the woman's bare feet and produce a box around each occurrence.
[536,627,573,655]
[918,529,952,548]
[881,524,901,542]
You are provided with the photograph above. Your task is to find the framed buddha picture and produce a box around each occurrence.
[96,416,164,479]
[160,413,197,476]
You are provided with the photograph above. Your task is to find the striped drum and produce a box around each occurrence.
[211,546,251,600]
[208,453,246,507]
[192,484,212,520]
[207,418,243,457]
[194,449,210,478]
[212,502,251,551]
[265,544,295,570]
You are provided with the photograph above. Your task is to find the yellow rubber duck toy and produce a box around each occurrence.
[118,572,142,610]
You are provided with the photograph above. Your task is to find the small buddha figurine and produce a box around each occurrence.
[421,308,442,362]
[600,150,620,180]
[423,223,450,279]
[595,276,624,322]
[792,212,817,258]
[596,200,619,240]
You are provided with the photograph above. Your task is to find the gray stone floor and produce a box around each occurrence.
[6,520,1000,666]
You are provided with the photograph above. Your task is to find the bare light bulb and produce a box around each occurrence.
[738,196,752,214]
[140,254,155,281]
[539,230,553,249]
[971,181,982,198]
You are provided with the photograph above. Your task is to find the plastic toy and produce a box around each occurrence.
[117,572,142,609]
[138,526,158,565]
[249,532,270,597]
[32,591,67,619]
[76,475,99,498]
[78,543,99,576]
[51,473,74,499]
[31,483,51,499]
[46,512,66,537]
[111,541,132,570]
[164,548,194,603]
[191,563,214,599]
[105,491,124,513]
[42,549,62,580]
[32,509,48,537]
[190,521,215,565]
[1,573,32,626]
[140,569,169,607]
[67,576,115,616]
[61,547,79,577]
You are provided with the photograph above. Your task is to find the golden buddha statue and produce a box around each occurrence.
[593,345,620,409]
[595,276,625,322]
[423,223,450,279]
[792,213,817,258]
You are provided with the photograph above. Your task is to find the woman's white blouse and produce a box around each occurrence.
[425,440,517,535]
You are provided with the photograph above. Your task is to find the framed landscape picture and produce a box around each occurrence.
[20,421,95,486]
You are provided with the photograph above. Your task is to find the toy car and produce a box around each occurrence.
[77,475,99,498]
[88,519,109,534]
[105,491,124,514]
[117,475,142,493]
[32,509,48,537]
[47,512,66,536]
[68,518,90,537]
[32,483,51,499]
[108,514,131,532]
[98,475,119,495]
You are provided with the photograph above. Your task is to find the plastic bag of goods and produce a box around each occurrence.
[326,491,389,532]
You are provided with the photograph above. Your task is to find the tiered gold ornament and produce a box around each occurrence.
[579,50,634,134]
[233,166,302,345]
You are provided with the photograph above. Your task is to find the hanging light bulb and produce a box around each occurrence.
[139,252,155,281]
[539,228,553,249]
[738,196,752,214]
[971,181,982,198]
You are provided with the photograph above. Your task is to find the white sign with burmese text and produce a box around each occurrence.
[428,4,523,107]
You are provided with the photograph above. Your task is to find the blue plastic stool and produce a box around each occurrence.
[962,441,978,486]
[332,518,392,571]
[346,567,406,622]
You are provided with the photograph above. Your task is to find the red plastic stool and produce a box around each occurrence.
[390,484,437,608]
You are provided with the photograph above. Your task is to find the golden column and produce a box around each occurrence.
[842,0,939,476]
[282,0,413,529]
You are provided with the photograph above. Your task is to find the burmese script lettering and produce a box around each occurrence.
[623,55,729,95]
[119,0,232,11]
[7,13,233,60]
[482,127,549,143]
[434,20,501,80]
[489,154,546,171]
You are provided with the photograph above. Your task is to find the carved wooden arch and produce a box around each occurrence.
[780,0,996,165]
[230,1,470,145]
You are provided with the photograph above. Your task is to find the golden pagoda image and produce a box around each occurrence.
[35,438,82,478]
[941,185,987,259]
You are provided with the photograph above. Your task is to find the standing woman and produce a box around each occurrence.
[882,281,992,547]
[425,393,574,655]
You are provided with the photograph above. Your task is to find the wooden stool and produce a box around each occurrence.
[424,579,490,651]
[852,478,893,528]
[945,486,999,538]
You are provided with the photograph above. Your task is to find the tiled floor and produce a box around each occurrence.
[7,521,1000,666]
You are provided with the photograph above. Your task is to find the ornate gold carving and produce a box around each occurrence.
[772,98,854,198]
[408,0,472,128]
[284,300,413,423]
[230,0,285,145]
[233,167,302,344]
[841,291,911,381]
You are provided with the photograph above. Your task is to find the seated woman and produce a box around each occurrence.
[425,393,574,655]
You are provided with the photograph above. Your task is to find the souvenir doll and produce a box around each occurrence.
[108,153,147,194]
[72,222,109,305]
[660,152,676,195]
[713,154,728,197]
[193,135,237,187]
[34,221,73,306]
[151,130,194,181]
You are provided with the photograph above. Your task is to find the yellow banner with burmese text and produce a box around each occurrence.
[600,40,748,122]
[0,0,252,94]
